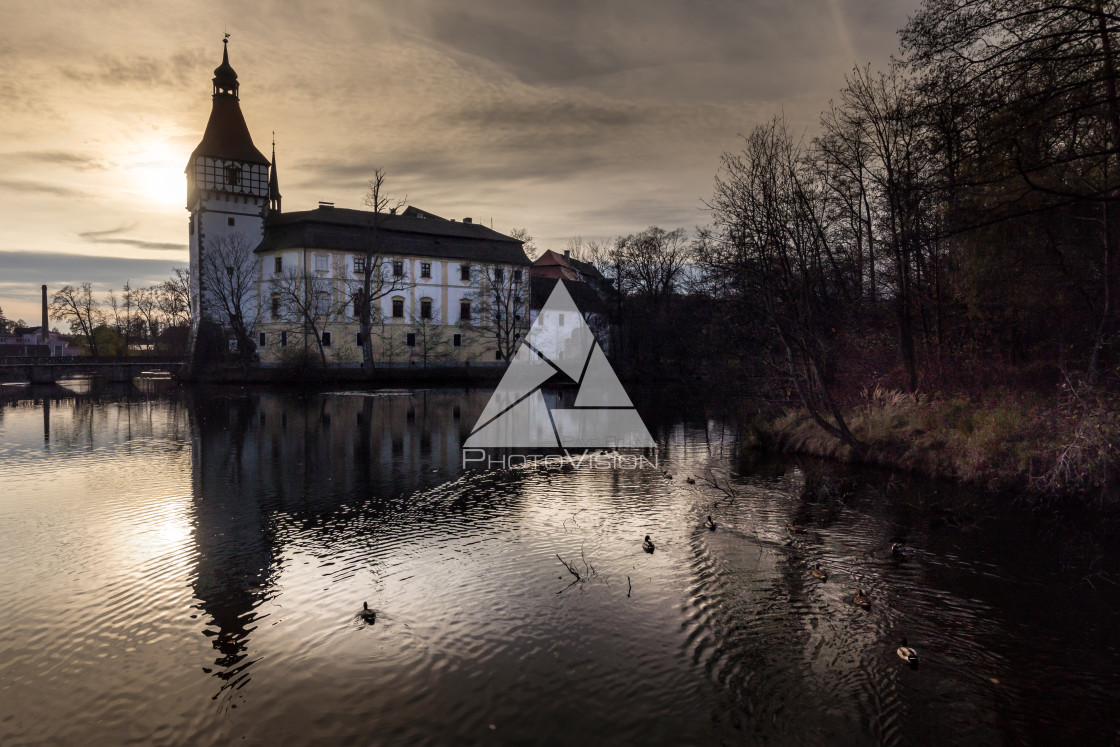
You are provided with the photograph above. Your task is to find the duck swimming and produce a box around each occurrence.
[897,637,919,667]
[705,515,716,531]
[852,589,871,609]
[642,535,655,553]
[360,602,376,624]
[891,542,904,556]
[787,522,807,535]
[811,563,827,581]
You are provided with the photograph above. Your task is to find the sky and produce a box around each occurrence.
[0,0,919,324]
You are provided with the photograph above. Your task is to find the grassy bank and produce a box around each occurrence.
[755,384,1120,504]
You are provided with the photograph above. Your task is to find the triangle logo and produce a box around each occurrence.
[465,280,655,449]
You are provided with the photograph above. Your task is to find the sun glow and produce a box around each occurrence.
[131,141,186,207]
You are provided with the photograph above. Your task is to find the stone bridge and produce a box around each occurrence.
[0,356,187,384]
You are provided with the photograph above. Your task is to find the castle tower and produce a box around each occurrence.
[186,37,270,354]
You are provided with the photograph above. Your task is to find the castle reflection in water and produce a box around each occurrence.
[187,387,495,702]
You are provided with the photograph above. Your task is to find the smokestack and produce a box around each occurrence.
[41,285,48,338]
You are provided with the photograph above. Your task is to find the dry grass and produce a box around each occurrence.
[763,383,1120,502]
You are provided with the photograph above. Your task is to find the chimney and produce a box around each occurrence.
[41,285,48,338]
[563,250,571,260]
[463,217,473,224]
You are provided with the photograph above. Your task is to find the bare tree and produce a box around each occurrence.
[616,226,693,309]
[706,116,861,447]
[509,228,539,260]
[270,266,335,368]
[353,168,411,369]
[466,264,530,362]
[50,283,103,357]
[410,306,453,367]
[199,233,260,370]
[134,286,162,352]
[159,268,193,330]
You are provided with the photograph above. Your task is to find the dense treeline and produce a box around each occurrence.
[587,0,1119,406]
[567,0,1120,498]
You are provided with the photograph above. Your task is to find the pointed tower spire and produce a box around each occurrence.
[213,34,239,99]
[269,132,282,213]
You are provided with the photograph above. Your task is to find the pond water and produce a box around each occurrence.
[0,382,1118,745]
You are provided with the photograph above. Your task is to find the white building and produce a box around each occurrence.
[186,40,530,367]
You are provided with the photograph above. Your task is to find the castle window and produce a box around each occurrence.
[315,292,331,317]
[494,267,504,283]
[421,262,432,278]
[270,294,280,319]
[322,331,332,347]
[259,332,266,346]
[460,299,471,321]
[393,260,404,278]
[228,217,236,227]
[453,333,462,347]
[514,269,522,282]
[460,263,471,281]
[274,256,283,273]
[420,298,432,319]
[406,332,416,347]
[315,253,328,272]
[281,331,288,347]
[353,255,365,274]
[226,165,241,188]
[356,333,363,347]
[392,298,404,318]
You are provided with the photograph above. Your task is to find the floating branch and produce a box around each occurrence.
[557,554,581,581]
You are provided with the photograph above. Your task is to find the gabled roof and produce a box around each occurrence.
[255,205,532,265]
[530,277,609,315]
[533,249,606,281]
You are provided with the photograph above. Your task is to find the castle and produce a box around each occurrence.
[187,40,531,367]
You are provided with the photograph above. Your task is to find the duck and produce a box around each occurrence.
[705,515,717,531]
[686,477,697,485]
[787,522,807,535]
[891,542,904,556]
[360,602,376,624]
[642,535,655,553]
[852,589,871,609]
[897,637,919,667]
[811,563,827,581]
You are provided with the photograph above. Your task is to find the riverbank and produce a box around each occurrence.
[751,383,1120,505]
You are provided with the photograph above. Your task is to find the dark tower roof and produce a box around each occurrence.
[187,39,270,169]
[269,137,281,202]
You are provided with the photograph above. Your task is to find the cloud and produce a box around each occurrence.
[0,150,107,170]
[78,225,185,252]
[0,179,90,199]
[0,251,185,312]
[61,49,207,88]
